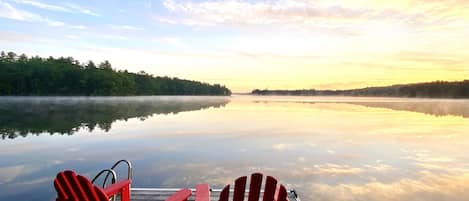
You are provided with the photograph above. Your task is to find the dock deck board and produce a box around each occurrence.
[130,188,300,201]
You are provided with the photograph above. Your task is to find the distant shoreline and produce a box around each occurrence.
[251,80,469,99]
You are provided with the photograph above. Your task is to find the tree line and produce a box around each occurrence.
[0,51,231,96]
[0,97,229,139]
[252,80,469,98]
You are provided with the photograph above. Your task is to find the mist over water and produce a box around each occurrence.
[0,95,468,201]
[0,96,229,139]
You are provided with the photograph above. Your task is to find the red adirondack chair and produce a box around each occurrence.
[54,170,192,201]
[195,173,289,201]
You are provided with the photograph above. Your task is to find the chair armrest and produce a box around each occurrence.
[165,188,192,201]
[103,180,131,197]
[195,184,210,201]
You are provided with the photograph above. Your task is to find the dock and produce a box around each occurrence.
[131,188,300,201]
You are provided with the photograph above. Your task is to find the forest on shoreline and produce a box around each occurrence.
[252,80,469,98]
[0,51,231,96]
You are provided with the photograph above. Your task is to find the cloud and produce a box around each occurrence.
[0,1,38,20]
[0,1,86,29]
[11,0,69,12]
[62,2,99,16]
[65,34,79,39]
[153,37,187,47]
[156,0,462,27]
[394,51,467,67]
[0,1,57,25]
[144,1,152,9]
[157,0,369,27]
[69,25,86,30]
[10,0,99,16]
[154,0,469,42]
[109,24,143,31]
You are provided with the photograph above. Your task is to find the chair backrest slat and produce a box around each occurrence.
[54,170,108,201]
[262,176,278,201]
[247,173,263,201]
[77,175,100,201]
[218,185,230,201]
[275,185,288,201]
[64,171,90,201]
[56,171,79,201]
[233,176,247,201]
[54,179,68,200]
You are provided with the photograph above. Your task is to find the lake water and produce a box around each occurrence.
[1,95,469,201]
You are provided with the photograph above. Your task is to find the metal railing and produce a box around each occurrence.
[105,159,132,183]
[130,187,301,201]
[91,160,132,201]
[91,169,117,187]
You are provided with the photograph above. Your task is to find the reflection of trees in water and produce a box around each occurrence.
[0,97,229,139]
[253,99,469,118]
[346,101,469,118]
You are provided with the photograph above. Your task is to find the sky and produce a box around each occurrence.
[0,0,468,92]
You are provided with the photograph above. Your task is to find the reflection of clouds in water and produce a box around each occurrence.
[414,158,468,174]
[401,149,468,173]
[289,163,395,179]
[308,172,469,201]
[140,160,395,185]
[293,164,364,176]
[0,143,50,156]
[271,143,294,150]
[162,164,237,187]
[136,162,239,187]
[135,160,287,188]
[363,164,394,172]
[415,156,455,163]
[0,160,64,185]
[0,165,27,184]
[66,148,80,152]
[12,176,53,185]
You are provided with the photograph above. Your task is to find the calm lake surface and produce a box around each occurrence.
[1,95,469,201]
